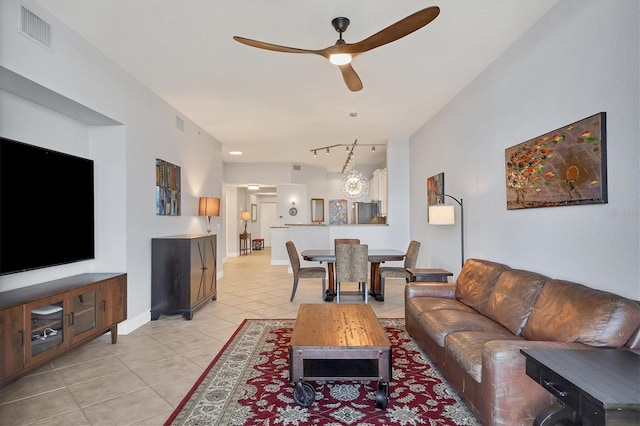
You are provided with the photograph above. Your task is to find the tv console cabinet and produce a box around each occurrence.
[0,273,127,389]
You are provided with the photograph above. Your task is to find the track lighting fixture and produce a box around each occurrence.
[310,142,384,170]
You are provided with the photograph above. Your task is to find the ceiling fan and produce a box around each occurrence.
[233,6,440,92]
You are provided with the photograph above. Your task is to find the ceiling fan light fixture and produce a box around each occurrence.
[329,53,352,65]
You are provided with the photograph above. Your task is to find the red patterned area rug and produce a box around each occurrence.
[165,318,479,426]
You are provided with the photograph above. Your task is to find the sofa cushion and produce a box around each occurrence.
[420,309,514,347]
[522,279,640,347]
[445,331,524,382]
[484,269,547,335]
[406,297,476,321]
[455,259,511,313]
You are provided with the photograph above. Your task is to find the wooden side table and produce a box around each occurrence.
[239,233,251,256]
[407,268,453,283]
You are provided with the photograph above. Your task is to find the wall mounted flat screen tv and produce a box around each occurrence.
[0,136,95,275]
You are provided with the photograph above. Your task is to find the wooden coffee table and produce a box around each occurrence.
[289,303,392,408]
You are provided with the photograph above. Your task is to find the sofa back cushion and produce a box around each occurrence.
[522,279,640,347]
[484,269,547,335]
[455,259,510,313]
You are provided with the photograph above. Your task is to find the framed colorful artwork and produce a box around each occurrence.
[505,112,607,210]
[156,158,181,215]
[328,199,348,225]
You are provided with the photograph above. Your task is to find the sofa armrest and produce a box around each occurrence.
[405,282,456,300]
[481,340,591,426]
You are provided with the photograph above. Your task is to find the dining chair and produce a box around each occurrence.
[379,240,421,299]
[286,241,326,301]
[334,238,360,247]
[334,239,361,290]
[335,243,369,303]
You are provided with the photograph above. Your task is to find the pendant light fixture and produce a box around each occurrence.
[341,140,369,201]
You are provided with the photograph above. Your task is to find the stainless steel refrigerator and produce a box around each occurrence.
[352,201,380,224]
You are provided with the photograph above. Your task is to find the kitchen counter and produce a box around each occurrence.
[285,223,388,227]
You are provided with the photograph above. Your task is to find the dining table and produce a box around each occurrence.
[301,249,406,302]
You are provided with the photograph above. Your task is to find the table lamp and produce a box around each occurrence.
[198,197,220,234]
[241,210,251,235]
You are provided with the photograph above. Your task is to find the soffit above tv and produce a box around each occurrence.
[0,66,121,126]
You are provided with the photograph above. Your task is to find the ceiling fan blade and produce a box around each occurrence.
[346,6,440,54]
[233,36,322,55]
[338,63,363,92]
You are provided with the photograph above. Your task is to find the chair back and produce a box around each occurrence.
[335,243,368,283]
[404,240,421,268]
[285,241,301,275]
[334,238,360,251]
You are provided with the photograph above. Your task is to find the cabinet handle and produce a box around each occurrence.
[542,380,568,398]
[102,300,106,312]
[19,330,24,346]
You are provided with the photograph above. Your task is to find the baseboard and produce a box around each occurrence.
[117,310,150,334]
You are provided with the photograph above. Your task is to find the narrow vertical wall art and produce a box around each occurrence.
[156,158,181,215]
[427,172,444,220]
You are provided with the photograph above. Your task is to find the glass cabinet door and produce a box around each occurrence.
[27,298,65,362]
[70,286,98,341]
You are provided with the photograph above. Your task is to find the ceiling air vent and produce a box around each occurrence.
[20,6,52,49]
[293,165,301,171]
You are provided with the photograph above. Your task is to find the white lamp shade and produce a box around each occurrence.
[429,205,455,225]
[241,210,251,221]
[199,197,220,216]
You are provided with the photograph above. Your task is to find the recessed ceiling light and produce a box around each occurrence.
[229,151,243,155]
[247,185,260,190]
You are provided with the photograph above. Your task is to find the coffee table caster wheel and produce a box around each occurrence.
[375,382,389,409]
[293,381,315,407]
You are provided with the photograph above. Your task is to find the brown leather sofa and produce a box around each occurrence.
[405,258,640,426]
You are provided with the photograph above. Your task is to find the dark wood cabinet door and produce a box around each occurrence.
[0,305,24,382]
[205,236,217,300]
[99,275,127,329]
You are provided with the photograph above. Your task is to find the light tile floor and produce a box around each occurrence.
[0,248,407,425]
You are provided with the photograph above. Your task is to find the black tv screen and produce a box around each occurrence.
[0,137,95,275]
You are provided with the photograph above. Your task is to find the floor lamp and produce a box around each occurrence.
[428,194,464,267]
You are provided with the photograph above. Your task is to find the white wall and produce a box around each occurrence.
[225,163,294,185]
[276,184,308,225]
[410,0,639,299]
[0,1,224,330]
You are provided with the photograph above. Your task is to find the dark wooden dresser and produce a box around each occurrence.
[151,234,217,320]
